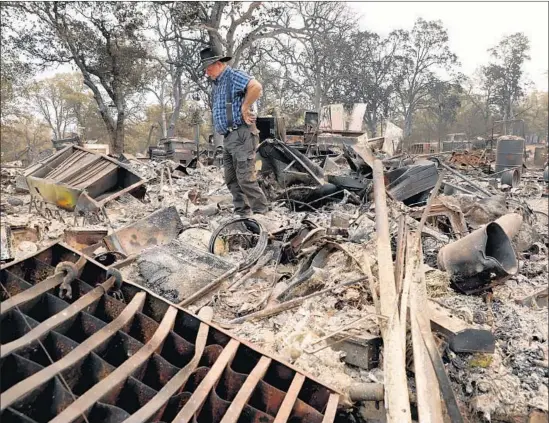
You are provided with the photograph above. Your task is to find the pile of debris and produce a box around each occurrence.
[1,133,547,423]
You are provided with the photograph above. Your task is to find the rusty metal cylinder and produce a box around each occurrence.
[349,383,384,402]
[495,136,525,175]
[533,146,548,168]
[500,168,520,187]
[437,214,522,292]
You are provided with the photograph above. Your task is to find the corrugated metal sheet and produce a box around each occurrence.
[24,146,145,211]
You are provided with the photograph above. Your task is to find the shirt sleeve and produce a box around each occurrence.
[232,69,252,95]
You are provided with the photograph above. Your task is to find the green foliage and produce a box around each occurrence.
[393,18,459,137]
[3,2,152,153]
[482,33,531,120]
[1,3,545,149]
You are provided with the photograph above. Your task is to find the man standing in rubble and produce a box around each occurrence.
[199,45,269,217]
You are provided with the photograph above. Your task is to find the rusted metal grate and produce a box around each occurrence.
[0,243,340,423]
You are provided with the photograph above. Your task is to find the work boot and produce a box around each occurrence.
[235,210,252,217]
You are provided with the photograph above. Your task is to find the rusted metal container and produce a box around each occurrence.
[437,213,522,294]
[495,136,525,174]
[162,138,197,166]
[500,168,520,187]
[24,145,146,211]
[533,146,548,168]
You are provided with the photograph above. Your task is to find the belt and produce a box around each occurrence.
[223,124,245,137]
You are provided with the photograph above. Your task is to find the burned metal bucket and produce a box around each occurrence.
[500,168,520,187]
[438,214,521,293]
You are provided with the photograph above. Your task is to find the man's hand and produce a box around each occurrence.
[241,106,256,125]
[242,79,262,125]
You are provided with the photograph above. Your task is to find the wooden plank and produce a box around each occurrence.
[220,356,272,423]
[418,315,464,423]
[394,215,407,296]
[174,339,240,421]
[273,373,306,423]
[122,308,213,423]
[321,393,340,423]
[427,300,495,354]
[352,134,377,169]
[1,292,146,411]
[50,306,178,423]
[408,233,444,422]
[372,160,411,423]
[1,277,116,358]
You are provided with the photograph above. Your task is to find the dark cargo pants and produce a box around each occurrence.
[223,125,268,215]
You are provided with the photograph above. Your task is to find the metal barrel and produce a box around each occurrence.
[495,137,525,174]
[533,146,548,168]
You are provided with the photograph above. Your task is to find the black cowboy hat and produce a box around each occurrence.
[198,45,231,71]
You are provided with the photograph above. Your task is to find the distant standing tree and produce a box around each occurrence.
[26,74,87,140]
[3,2,151,154]
[393,18,458,137]
[463,68,498,133]
[338,30,404,136]
[425,78,463,142]
[0,22,32,122]
[482,32,530,122]
[148,2,204,138]
[263,2,357,112]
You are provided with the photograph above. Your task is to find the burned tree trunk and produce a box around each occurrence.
[114,110,125,154]
[167,69,183,138]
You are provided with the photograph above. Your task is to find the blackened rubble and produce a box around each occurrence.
[1,126,547,422]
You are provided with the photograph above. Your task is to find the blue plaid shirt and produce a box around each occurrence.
[212,66,252,135]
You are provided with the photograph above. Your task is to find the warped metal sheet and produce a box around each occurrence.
[103,206,184,256]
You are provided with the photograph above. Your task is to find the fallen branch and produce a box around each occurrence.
[228,277,367,325]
